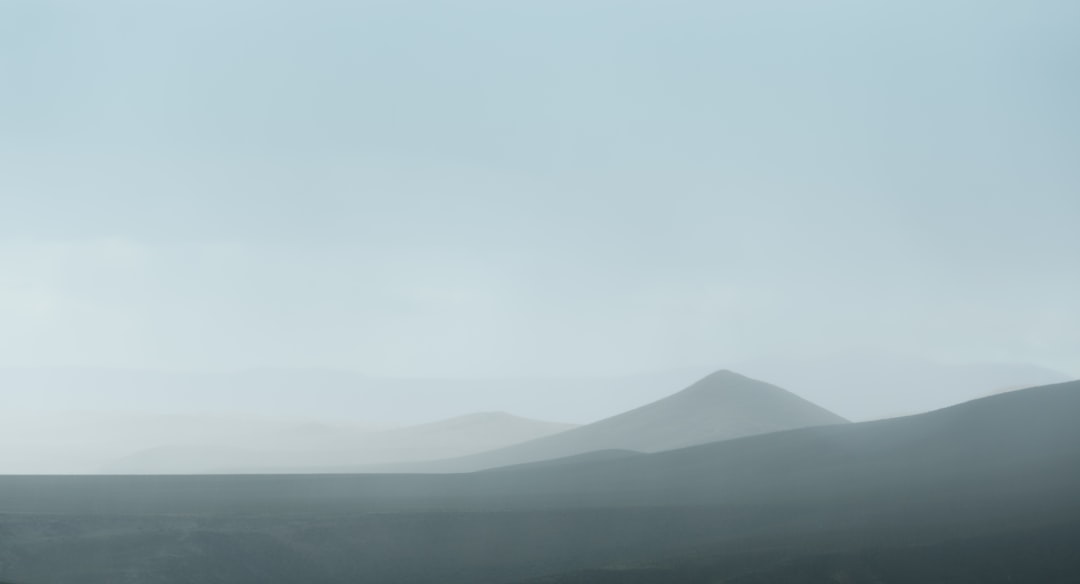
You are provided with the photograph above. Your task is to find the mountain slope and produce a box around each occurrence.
[461,378,1080,512]
[376,370,848,472]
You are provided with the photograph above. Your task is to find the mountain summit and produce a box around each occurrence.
[642,369,850,446]
[391,370,848,472]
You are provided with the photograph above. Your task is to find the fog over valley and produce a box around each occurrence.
[2,356,1069,474]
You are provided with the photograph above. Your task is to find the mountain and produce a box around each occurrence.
[359,370,848,472]
[0,380,1077,584]
[103,412,575,474]
[462,378,1080,510]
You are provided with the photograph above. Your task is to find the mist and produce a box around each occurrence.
[2,0,1078,381]
[1,1,1078,583]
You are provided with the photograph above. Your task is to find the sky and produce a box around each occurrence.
[1,0,1078,379]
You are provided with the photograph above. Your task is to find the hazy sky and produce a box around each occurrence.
[1,0,1078,378]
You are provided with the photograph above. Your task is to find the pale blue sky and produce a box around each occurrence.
[1,0,1078,377]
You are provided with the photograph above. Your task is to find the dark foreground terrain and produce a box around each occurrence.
[522,521,1080,584]
[1,380,1078,584]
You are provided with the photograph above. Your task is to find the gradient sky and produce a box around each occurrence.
[1,0,1078,378]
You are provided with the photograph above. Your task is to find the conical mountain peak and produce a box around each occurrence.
[675,369,762,392]
[664,369,804,404]
[413,369,849,472]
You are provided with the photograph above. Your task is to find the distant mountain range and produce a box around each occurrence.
[2,358,1069,474]
[101,370,847,474]
[6,381,1074,510]
[0,380,1077,584]
[0,411,383,474]
[1,367,707,474]
[105,412,575,474]
[358,370,848,473]
[2,354,1065,426]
